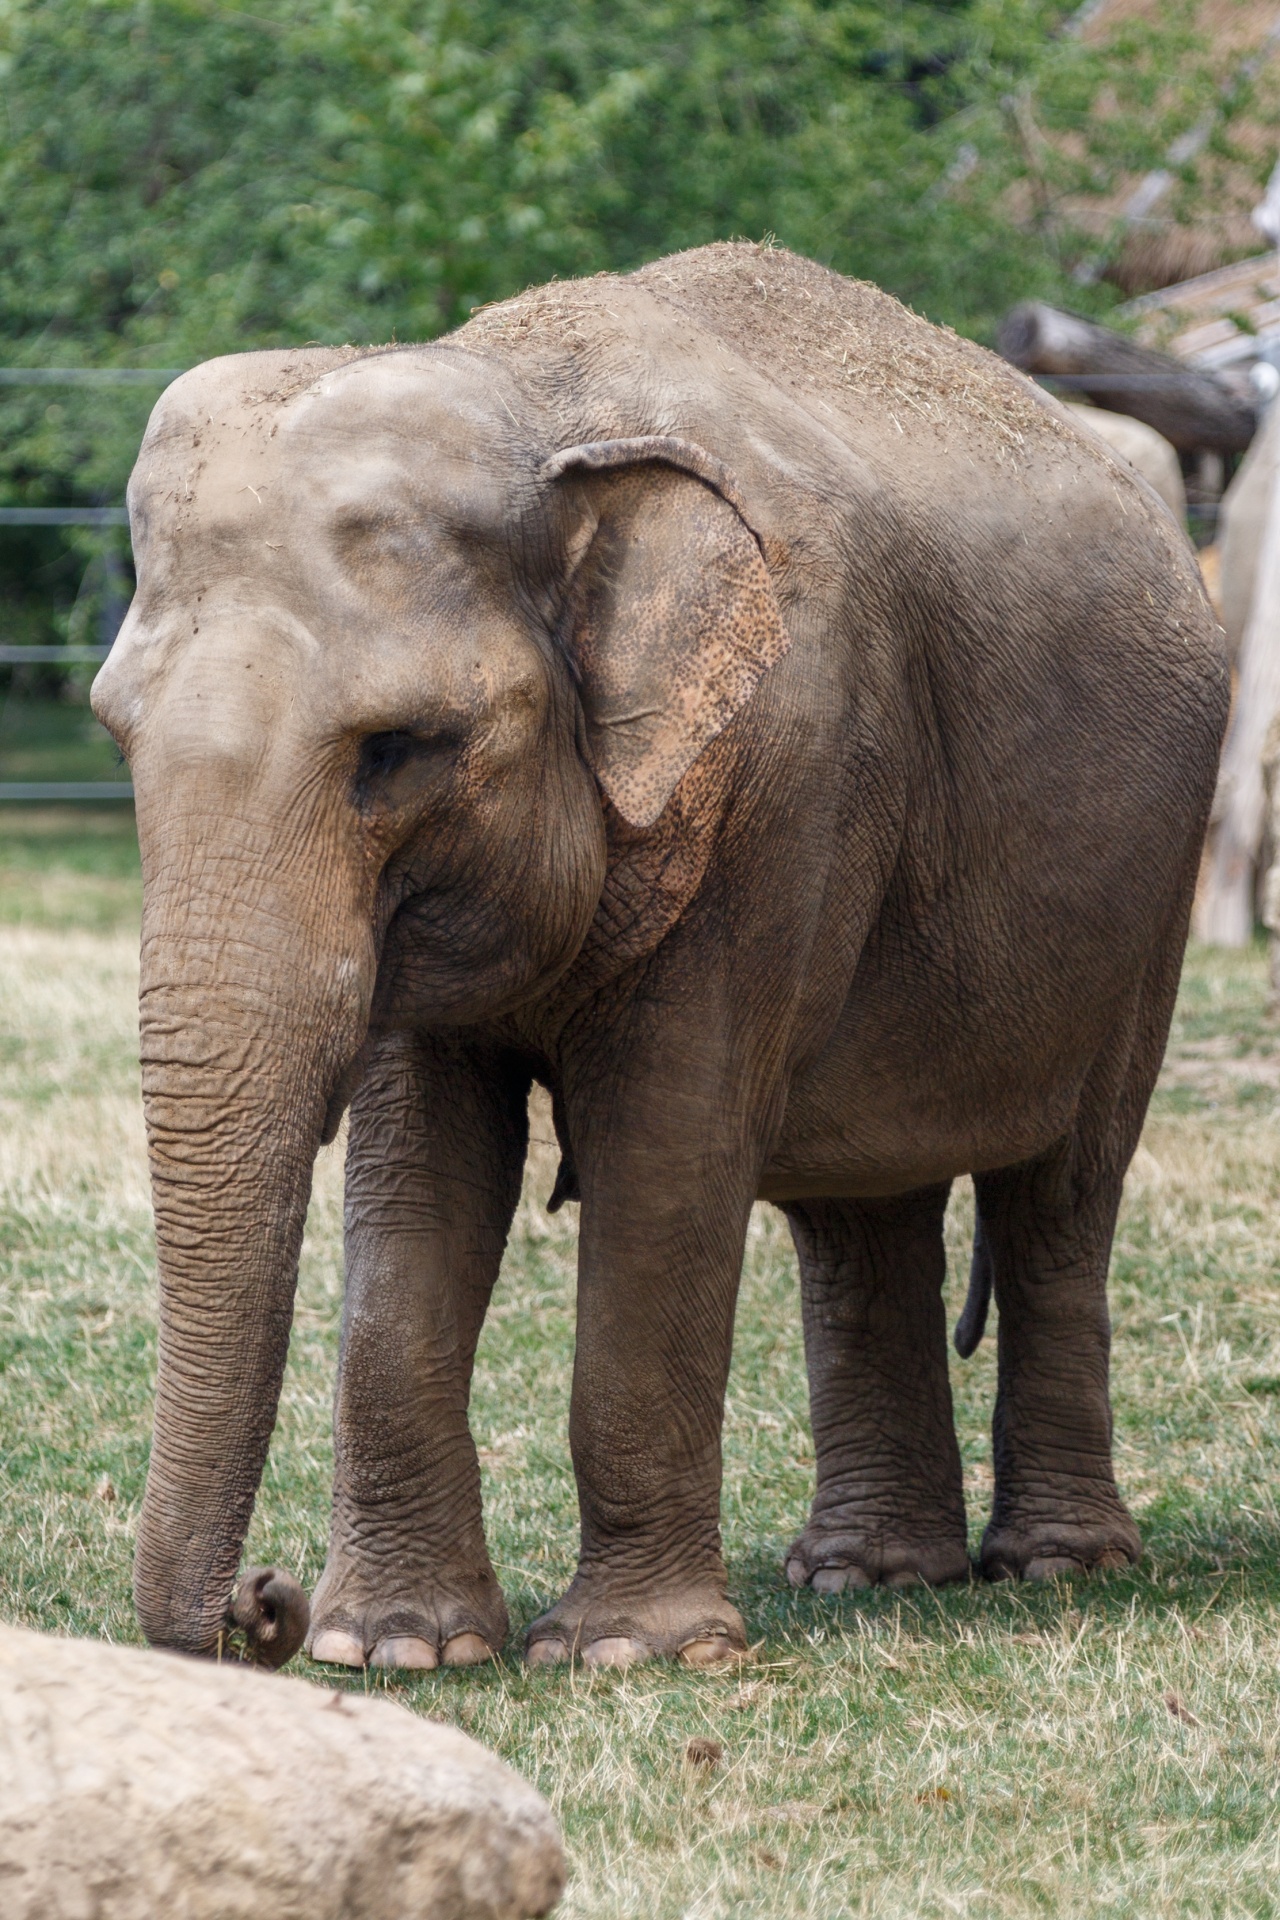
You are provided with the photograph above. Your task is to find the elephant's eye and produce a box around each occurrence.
[355,728,457,810]
[360,731,424,782]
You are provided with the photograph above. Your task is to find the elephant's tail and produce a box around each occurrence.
[953,1213,992,1357]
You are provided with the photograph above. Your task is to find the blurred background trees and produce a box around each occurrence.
[0,0,1276,646]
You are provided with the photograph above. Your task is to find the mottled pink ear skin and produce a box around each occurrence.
[558,464,792,829]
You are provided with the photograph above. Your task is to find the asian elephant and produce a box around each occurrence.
[92,242,1227,1674]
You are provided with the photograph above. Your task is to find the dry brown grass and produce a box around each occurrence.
[0,824,1278,1915]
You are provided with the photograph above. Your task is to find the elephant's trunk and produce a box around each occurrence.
[133,827,372,1657]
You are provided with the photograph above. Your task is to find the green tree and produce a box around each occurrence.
[0,0,1252,642]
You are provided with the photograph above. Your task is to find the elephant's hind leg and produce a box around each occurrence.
[307,1031,528,1672]
[974,941,1185,1584]
[784,1187,970,1593]
[975,1141,1141,1582]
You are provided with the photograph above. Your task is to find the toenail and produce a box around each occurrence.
[1095,1548,1131,1571]
[884,1569,921,1591]
[369,1635,439,1670]
[308,1630,365,1668]
[785,1558,808,1589]
[583,1636,650,1669]
[441,1632,493,1668]
[1023,1555,1084,1582]
[525,1637,569,1668]
[810,1566,849,1594]
[678,1635,741,1668]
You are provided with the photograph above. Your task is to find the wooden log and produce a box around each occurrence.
[998,302,1256,453]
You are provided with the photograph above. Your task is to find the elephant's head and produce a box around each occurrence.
[92,342,790,1659]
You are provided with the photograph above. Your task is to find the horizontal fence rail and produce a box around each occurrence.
[0,631,132,797]
[0,372,176,806]
[0,368,182,385]
[0,783,133,801]
[0,507,129,526]
[0,646,110,664]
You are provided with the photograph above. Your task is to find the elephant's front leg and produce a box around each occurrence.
[525,1106,756,1671]
[308,1031,528,1671]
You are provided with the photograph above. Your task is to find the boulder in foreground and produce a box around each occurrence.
[0,1621,564,1919]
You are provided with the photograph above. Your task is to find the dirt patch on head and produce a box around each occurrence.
[147,345,381,450]
[236,343,375,409]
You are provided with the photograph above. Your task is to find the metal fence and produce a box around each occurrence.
[0,368,181,801]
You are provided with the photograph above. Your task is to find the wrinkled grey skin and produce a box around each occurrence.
[93,245,1227,1673]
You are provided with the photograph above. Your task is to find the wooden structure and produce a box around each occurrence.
[997,301,1257,452]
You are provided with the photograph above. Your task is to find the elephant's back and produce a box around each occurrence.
[646,247,1224,715]
[630,245,1193,581]
[472,241,1211,643]
[463,243,1224,777]
[629,242,1052,462]
[631,252,1229,944]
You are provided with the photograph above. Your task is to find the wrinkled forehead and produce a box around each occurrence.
[130,345,514,523]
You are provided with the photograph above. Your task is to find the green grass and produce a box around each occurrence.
[0,805,140,931]
[0,692,131,787]
[1,816,1279,1916]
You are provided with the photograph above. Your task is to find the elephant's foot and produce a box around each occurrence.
[784,1518,970,1593]
[306,1548,509,1671]
[980,1508,1141,1582]
[524,1567,747,1671]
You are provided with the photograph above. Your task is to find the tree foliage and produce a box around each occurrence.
[0,0,1262,637]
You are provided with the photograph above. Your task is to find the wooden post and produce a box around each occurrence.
[998,302,1256,453]
[1196,402,1280,944]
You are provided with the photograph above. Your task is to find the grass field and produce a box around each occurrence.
[0,693,132,788]
[1,810,1279,1917]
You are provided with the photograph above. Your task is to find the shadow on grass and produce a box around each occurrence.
[727,1510,1280,1652]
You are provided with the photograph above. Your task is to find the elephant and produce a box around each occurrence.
[91,241,1227,1675]
[1063,404,1187,526]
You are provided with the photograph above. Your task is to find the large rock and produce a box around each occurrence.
[0,1621,564,1919]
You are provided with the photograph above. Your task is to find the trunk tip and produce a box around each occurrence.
[229,1565,310,1669]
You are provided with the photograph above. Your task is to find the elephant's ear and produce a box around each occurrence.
[543,437,792,830]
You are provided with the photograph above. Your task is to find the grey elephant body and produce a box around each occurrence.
[94,245,1226,1670]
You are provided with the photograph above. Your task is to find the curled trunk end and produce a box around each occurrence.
[229,1566,311,1667]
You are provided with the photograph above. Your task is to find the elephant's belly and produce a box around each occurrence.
[758,1027,1082,1203]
